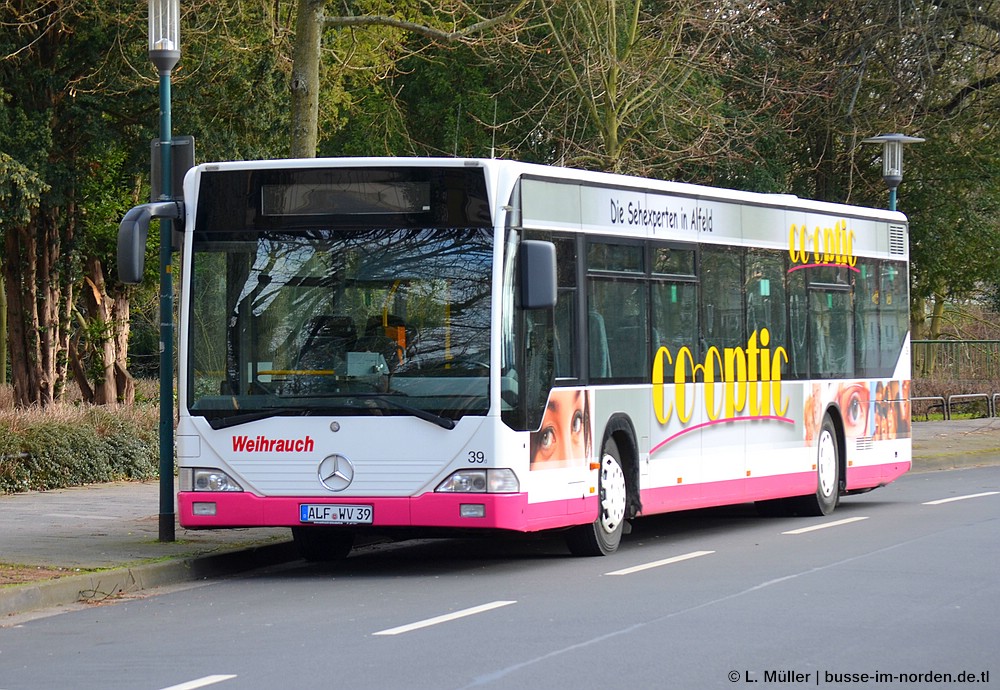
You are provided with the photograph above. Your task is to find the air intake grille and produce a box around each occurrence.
[889,224,907,256]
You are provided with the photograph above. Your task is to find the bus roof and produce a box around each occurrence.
[190,156,907,224]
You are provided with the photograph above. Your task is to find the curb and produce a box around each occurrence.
[1,540,297,620]
[912,445,1000,473]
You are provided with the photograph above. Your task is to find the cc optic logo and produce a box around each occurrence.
[317,454,355,492]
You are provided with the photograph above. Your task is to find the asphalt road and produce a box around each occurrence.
[1,465,997,690]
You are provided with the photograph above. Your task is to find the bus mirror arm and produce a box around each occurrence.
[117,201,185,284]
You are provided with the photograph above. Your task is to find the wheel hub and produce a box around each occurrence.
[817,428,837,498]
[600,454,627,533]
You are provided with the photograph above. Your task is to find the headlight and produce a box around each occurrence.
[436,468,519,493]
[180,468,244,492]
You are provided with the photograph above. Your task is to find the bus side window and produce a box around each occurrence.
[700,246,744,351]
[552,236,579,379]
[879,261,908,374]
[586,241,645,380]
[523,310,554,430]
[650,243,698,360]
[522,232,578,382]
[588,309,612,378]
[809,288,854,378]
[854,261,880,376]
[746,248,787,358]
[554,295,575,378]
[652,280,698,356]
[787,270,809,379]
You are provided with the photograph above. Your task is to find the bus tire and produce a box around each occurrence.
[292,527,355,562]
[566,439,628,556]
[797,414,840,516]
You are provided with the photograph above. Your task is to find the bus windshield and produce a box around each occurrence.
[187,226,493,426]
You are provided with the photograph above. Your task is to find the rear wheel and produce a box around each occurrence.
[795,414,840,516]
[292,527,355,562]
[567,439,628,556]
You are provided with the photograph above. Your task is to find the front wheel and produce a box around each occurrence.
[566,439,628,556]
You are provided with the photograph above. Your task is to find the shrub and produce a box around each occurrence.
[0,388,159,494]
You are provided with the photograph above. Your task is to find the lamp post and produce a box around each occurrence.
[149,0,180,543]
[861,133,924,212]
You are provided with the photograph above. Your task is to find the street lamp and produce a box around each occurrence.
[861,133,924,212]
[149,0,180,543]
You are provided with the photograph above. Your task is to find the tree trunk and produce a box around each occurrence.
[812,126,838,202]
[928,294,947,341]
[0,274,7,387]
[68,256,135,406]
[290,0,325,158]
[3,207,72,407]
[910,295,926,341]
[113,294,135,405]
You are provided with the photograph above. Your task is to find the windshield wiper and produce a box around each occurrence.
[350,393,456,430]
[202,396,455,431]
[206,408,310,430]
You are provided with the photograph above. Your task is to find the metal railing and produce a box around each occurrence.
[911,340,1000,419]
[912,340,1000,379]
[910,394,997,420]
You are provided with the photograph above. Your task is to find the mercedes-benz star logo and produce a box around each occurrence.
[318,454,355,492]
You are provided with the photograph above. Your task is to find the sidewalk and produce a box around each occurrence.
[910,417,1000,470]
[3,418,1000,620]
[0,484,295,620]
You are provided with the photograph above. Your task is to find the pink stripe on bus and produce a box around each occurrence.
[179,492,596,533]
[179,460,910,532]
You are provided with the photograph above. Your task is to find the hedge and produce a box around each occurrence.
[0,406,159,494]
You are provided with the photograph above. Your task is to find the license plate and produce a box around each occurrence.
[299,504,373,525]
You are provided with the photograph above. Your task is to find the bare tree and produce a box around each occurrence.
[289,0,528,157]
[522,0,730,175]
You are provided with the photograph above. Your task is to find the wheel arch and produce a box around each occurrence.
[600,413,642,518]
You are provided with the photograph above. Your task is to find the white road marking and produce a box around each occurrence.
[923,491,999,505]
[159,675,237,690]
[461,536,932,688]
[373,600,516,636]
[605,550,715,576]
[781,516,869,535]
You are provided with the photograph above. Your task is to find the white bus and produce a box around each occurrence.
[119,157,912,558]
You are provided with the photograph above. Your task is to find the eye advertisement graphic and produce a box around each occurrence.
[804,379,911,445]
